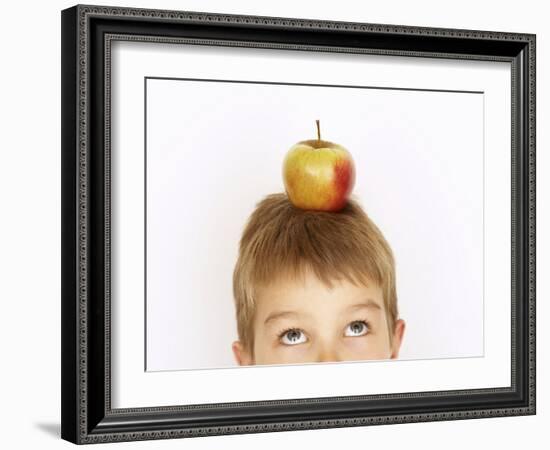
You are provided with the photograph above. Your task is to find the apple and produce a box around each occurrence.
[282,120,355,212]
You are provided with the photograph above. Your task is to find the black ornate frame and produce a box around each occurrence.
[61,4,536,445]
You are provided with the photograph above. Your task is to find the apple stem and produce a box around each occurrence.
[316,119,321,141]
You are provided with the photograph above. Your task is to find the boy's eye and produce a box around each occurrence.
[279,329,308,346]
[344,320,369,337]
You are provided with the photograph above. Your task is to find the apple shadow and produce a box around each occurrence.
[35,422,60,438]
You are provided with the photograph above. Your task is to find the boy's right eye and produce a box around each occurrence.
[279,328,308,346]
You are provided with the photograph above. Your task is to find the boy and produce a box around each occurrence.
[232,192,405,366]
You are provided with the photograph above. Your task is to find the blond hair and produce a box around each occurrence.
[232,192,398,356]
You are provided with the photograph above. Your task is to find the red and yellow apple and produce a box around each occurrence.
[282,120,355,212]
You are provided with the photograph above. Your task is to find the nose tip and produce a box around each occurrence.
[316,349,340,363]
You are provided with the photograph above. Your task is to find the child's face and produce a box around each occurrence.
[232,267,405,366]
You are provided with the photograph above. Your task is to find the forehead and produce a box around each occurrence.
[254,267,384,317]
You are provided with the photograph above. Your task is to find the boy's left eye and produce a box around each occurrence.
[344,320,369,337]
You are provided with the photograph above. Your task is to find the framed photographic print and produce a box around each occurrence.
[61,4,536,444]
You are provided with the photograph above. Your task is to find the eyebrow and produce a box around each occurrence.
[263,299,382,326]
[347,299,383,312]
[263,310,301,326]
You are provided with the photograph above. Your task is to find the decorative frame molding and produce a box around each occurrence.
[61,4,536,444]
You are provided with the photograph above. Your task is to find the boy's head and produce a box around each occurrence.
[232,192,405,366]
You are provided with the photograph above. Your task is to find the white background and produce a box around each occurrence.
[0,0,546,449]
[146,75,485,371]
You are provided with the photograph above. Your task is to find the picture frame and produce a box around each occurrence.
[61,4,536,445]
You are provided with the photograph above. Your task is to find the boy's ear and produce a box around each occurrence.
[232,340,253,366]
[390,319,406,359]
